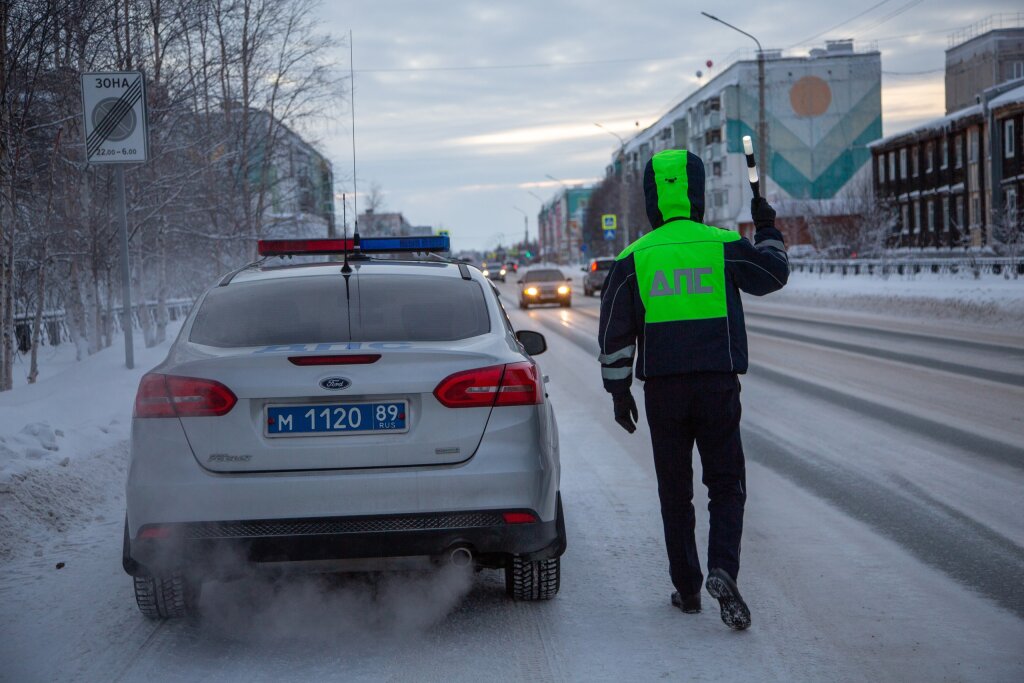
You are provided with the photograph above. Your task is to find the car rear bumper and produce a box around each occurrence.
[124,496,566,577]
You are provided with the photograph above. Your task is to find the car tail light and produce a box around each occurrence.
[433,362,542,408]
[591,262,598,271]
[495,362,542,406]
[134,373,237,418]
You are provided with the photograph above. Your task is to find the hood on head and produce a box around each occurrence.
[643,150,705,228]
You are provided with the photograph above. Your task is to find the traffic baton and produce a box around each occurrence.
[742,135,760,200]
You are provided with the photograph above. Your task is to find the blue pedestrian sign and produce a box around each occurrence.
[602,214,617,241]
[604,229,616,241]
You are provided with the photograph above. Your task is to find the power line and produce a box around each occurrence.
[353,55,681,74]
[850,0,928,38]
[787,0,895,48]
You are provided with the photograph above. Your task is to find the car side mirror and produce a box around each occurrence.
[516,330,547,356]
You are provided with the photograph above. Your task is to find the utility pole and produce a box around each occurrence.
[701,12,769,187]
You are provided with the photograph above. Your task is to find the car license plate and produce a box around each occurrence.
[265,401,408,437]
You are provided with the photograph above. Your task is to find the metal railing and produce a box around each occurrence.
[12,298,194,352]
[789,256,1023,277]
[948,13,1024,48]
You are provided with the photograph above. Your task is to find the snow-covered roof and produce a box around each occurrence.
[990,83,1024,110]
[868,104,982,149]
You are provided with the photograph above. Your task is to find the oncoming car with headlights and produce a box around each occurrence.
[481,263,507,282]
[518,267,572,309]
[123,236,565,618]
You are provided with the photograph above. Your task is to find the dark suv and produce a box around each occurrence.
[582,257,615,296]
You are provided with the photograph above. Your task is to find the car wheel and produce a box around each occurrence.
[560,300,571,308]
[133,572,200,619]
[505,556,560,601]
[584,286,592,296]
[519,300,528,309]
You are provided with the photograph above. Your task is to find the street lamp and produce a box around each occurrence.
[701,11,768,187]
[595,122,631,249]
[512,205,529,244]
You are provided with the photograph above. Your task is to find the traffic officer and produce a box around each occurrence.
[597,149,788,630]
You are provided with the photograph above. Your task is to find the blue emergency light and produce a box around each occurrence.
[257,235,450,257]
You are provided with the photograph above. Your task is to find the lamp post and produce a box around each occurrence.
[512,205,529,245]
[701,11,768,188]
[595,123,631,250]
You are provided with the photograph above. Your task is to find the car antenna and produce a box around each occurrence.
[343,29,360,274]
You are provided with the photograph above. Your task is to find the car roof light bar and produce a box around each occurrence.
[257,236,450,257]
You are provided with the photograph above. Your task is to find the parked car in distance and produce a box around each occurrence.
[787,244,818,259]
[582,257,616,296]
[518,267,572,309]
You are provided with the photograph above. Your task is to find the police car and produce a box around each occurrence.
[123,236,565,618]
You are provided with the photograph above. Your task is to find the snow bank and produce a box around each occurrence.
[769,270,1024,331]
[0,326,181,560]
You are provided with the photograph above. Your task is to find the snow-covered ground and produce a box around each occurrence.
[1,273,1022,681]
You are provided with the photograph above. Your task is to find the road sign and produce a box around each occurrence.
[602,214,617,230]
[604,229,617,241]
[81,71,149,164]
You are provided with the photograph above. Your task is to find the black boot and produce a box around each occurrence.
[705,568,751,630]
[671,591,701,613]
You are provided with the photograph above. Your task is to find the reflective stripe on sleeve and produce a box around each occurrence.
[598,344,636,364]
[756,239,786,251]
[601,366,634,380]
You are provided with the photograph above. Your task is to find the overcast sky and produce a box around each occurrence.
[311,0,1019,252]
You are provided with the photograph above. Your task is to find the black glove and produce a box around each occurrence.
[751,197,776,230]
[612,391,638,434]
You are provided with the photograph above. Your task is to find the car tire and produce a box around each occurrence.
[133,572,200,619]
[505,556,560,601]
[584,286,592,296]
[560,301,571,308]
[520,300,528,310]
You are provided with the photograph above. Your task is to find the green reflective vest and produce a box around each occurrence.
[618,220,741,324]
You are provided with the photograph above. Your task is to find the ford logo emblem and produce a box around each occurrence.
[319,377,351,391]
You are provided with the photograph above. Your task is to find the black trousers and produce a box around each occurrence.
[643,373,746,596]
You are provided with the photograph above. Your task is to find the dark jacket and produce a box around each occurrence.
[598,149,789,394]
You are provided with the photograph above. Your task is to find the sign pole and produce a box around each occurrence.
[81,70,149,370]
[115,164,134,369]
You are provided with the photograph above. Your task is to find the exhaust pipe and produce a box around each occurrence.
[449,546,473,567]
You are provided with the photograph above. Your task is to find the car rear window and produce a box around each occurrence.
[190,273,491,347]
[521,269,566,283]
[594,260,614,271]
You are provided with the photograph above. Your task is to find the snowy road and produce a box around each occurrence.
[2,281,1023,681]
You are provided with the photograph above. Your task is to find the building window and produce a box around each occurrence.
[925,141,934,173]
[955,196,964,229]
[901,204,910,234]
[877,155,885,183]
[940,137,948,169]
[889,152,896,180]
[1014,61,1024,80]
[1008,189,1018,217]
[900,148,908,179]
[913,201,921,234]
[911,147,919,177]
[942,196,950,232]
[968,129,978,164]
[971,196,980,227]
[955,136,963,168]
[927,201,935,232]
[1006,119,1016,159]
[712,161,722,177]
